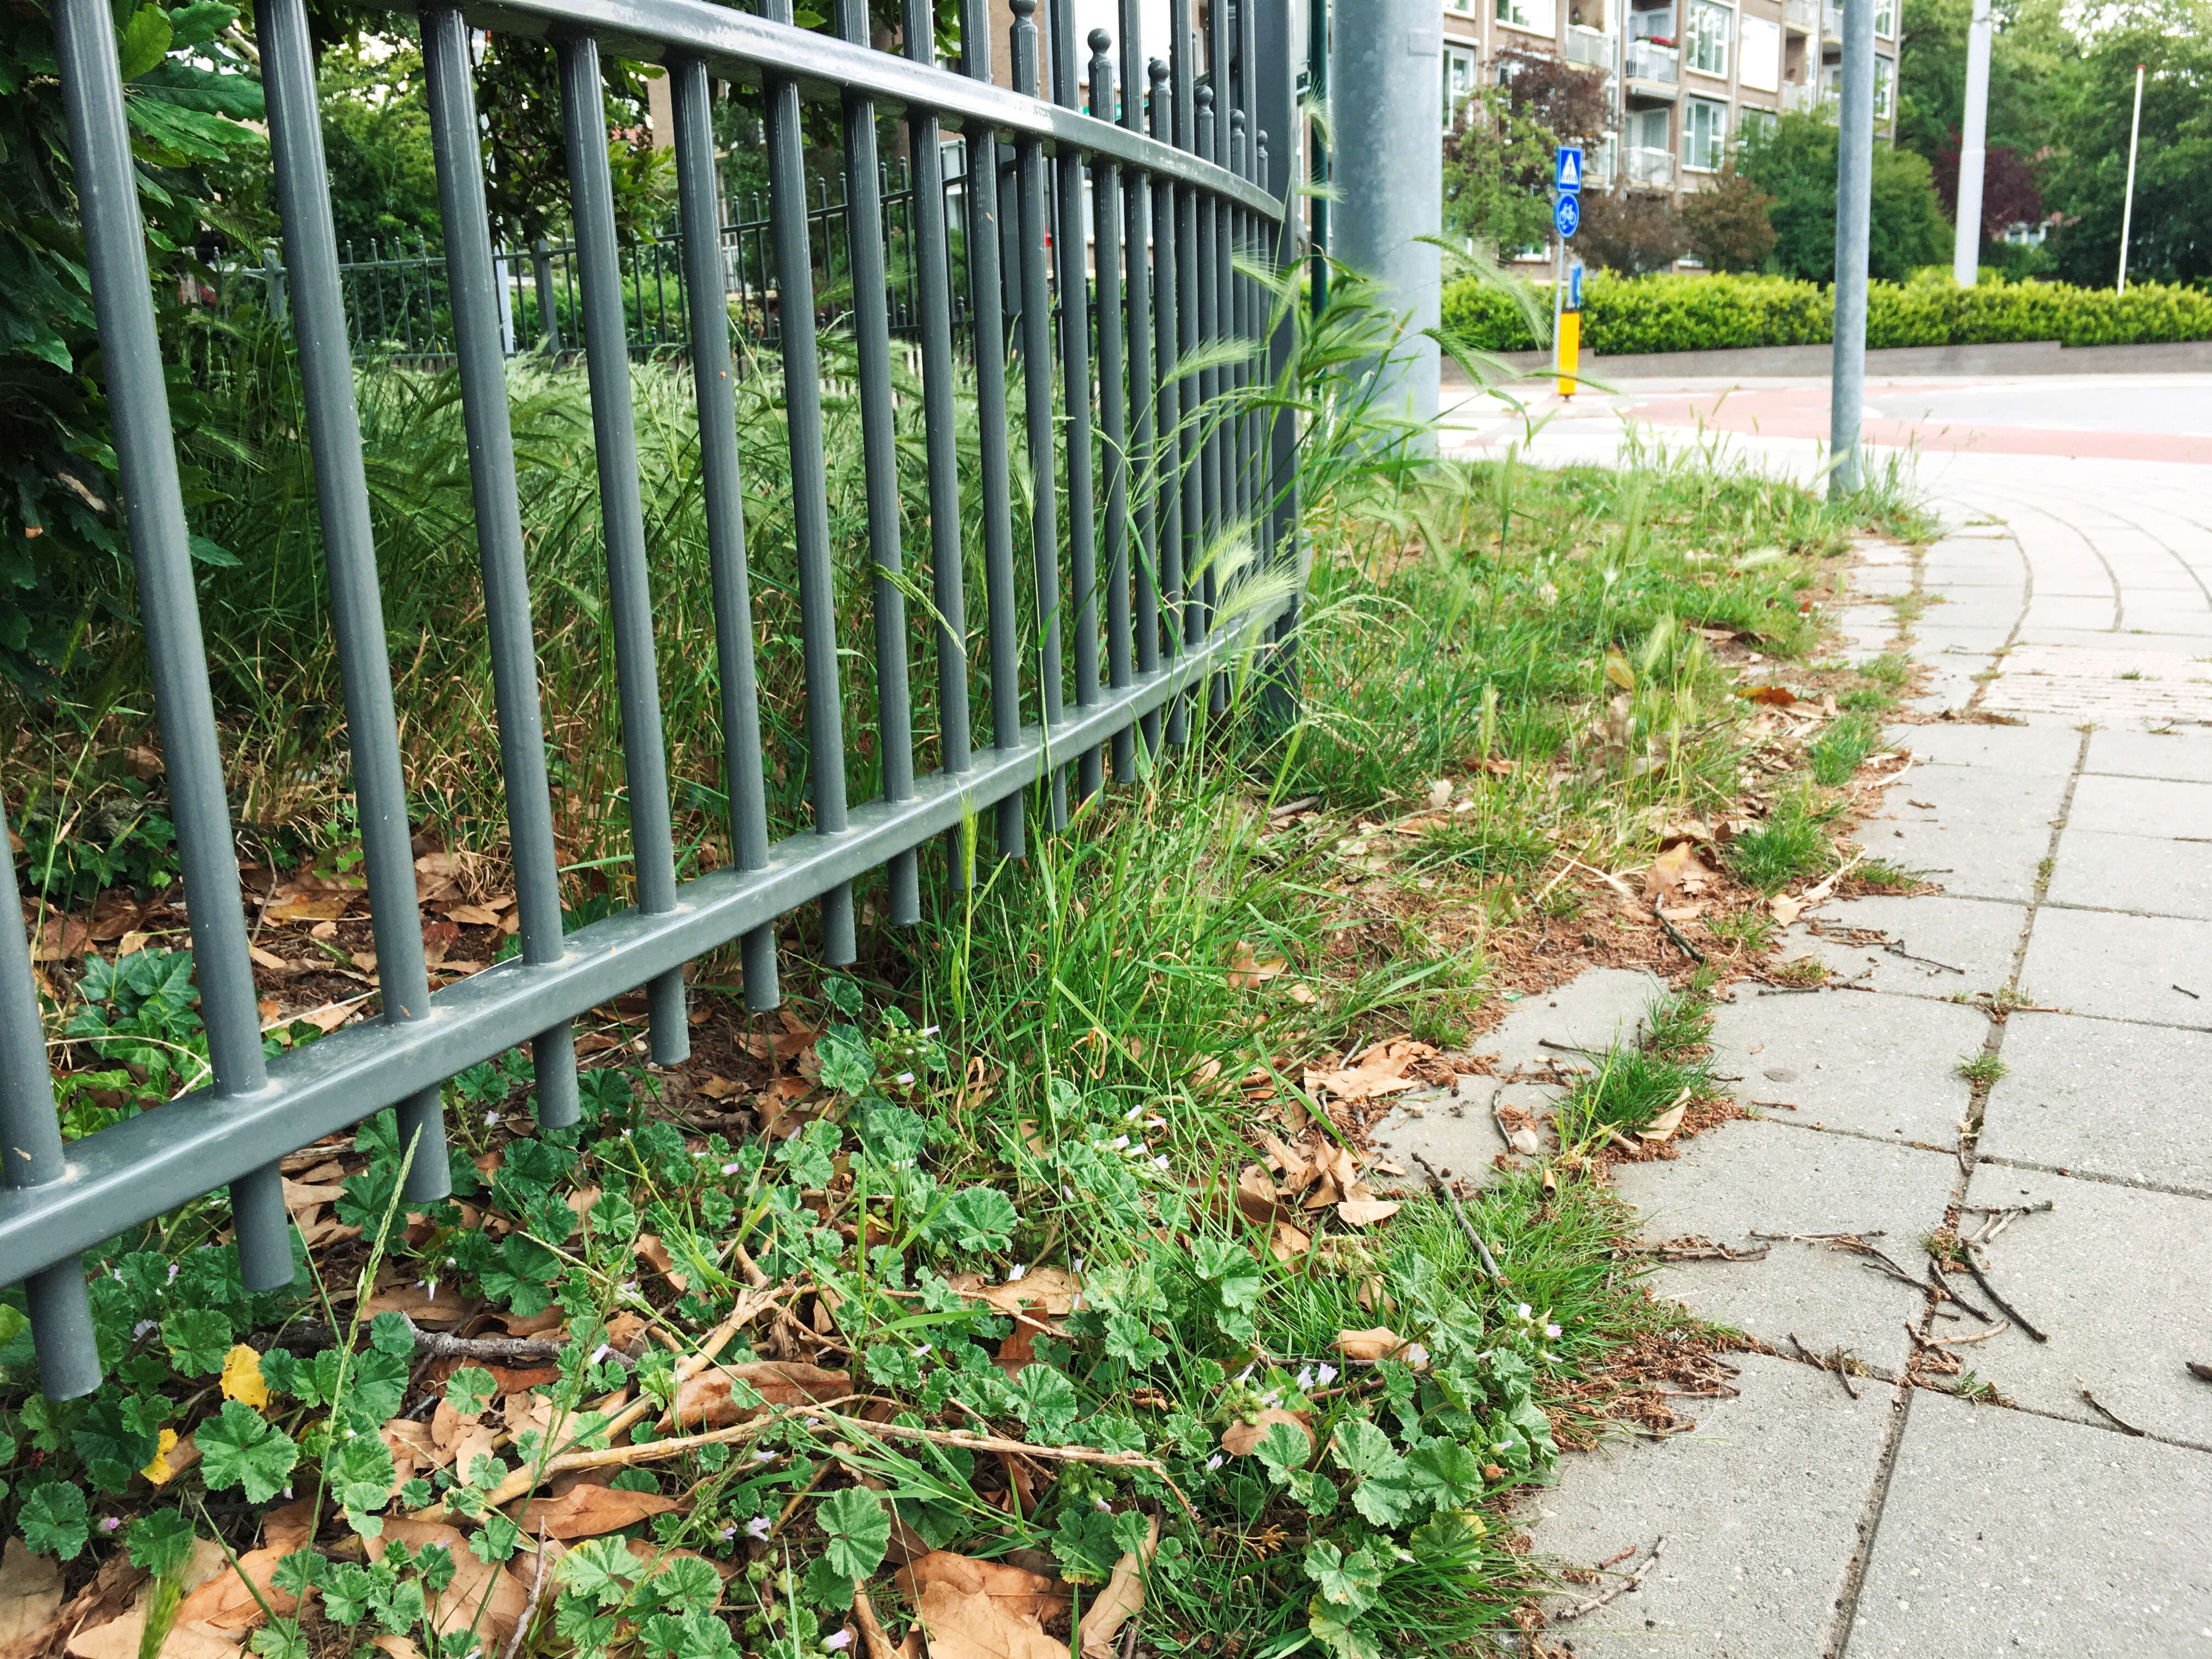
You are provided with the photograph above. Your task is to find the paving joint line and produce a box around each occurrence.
[1966,1150,2212,1205]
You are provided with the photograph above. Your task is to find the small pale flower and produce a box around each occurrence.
[132,1320,157,1339]
[896,1072,915,1086]
[753,1450,777,1463]
[1516,1302,1533,1321]
[166,1263,179,1283]
[1111,1135,1131,1150]
[1154,1154,1170,1169]
[484,1111,500,1126]
[1008,1263,1026,1280]
[717,1524,738,1541]
[1405,1342,1432,1369]
[590,1344,611,1367]
[425,1282,437,1301]
[1206,1454,1224,1470]
[823,1634,854,1653]
[1063,1186,1076,1201]
[1546,1323,1563,1339]
[1295,1366,1314,1391]
[1316,1364,1338,1385]
[920,1025,940,1037]
[745,1515,773,1540]
[912,1342,932,1358]
[723,1161,742,1175]
[99,1516,122,1533]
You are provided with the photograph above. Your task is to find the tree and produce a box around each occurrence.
[1896,0,2075,174]
[1932,131,2044,238]
[1441,53,1607,253]
[1739,112,1952,281]
[319,37,442,253]
[1576,190,1691,274]
[1680,166,1779,271]
[2042,5,2212,286]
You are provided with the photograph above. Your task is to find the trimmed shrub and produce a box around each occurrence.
[1441,270,2212,357]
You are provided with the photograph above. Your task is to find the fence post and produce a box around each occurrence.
[1256,0,1303,732]
[263,245,287,323]
[531,238,560,351]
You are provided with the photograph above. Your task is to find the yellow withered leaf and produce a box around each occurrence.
[219,1343,270,1408]
[141,1426,179,1485]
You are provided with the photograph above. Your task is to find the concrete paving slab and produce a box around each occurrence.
[2019,597,2119,631]
[1911,627,2016,660]
[2015,906,2212,1029]
[1880,820,2053,904]
[1833,606,1901,657]
[1469,966,1667,1073]
[2087,727,2212,783]
[1613,1121,1959,1374]
[2020,626,2212,654]
[1530,1353,1892,1658]
[1899,725,2083,774]
[1790,895,2026,998]
[2045,827,2212,920]
[1367,1074,1524,1190]
[1945,1163,2212,1447]
[1979,1011,2212,1197]
[2064,772,2212,840]
[1709,991,1984,1143]
[1847,1390,2212,1658]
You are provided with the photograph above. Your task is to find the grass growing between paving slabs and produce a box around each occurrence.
[2,366,1936,1655]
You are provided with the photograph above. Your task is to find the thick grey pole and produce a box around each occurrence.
[1829,0,1875,498]
[1331,0,1441,443]
[1951,0,1992,286]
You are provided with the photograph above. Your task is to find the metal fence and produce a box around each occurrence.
[327,157,977,359]
[1,0,1300,1396]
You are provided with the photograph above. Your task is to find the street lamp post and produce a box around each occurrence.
[1829,0,1875,498]
[2117,60,2144,294]
[1950,0,1991,287]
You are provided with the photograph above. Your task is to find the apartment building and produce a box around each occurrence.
[1440,0,1897,205]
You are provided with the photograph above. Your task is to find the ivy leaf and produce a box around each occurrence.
[1009,1365,1079,1441]
[798,1558,855,1612]
[19,1482,90,1560]
[817,1488,891,1582]
[1330,1419,1415,1526]
[162,1307,232,1375]
[1407,1438,1485,1510]
[444,1366,498,1417]
[125,1509,196,1576]
[1301,1541,1383,1614]
[197,1400,300,1503]
[639,1554,721,1615]
[924,1187,1018,1254]
[320,1562,377,1624]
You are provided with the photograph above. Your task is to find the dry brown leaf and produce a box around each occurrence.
[961,1266,1081,1319]
[694,1074,742,1101]
[1077,1516,1158,1659]
[1735,684,1797,707]
[369,1637,427,1659]
[1302,1037,1435,1104]
[894,1553,1071,1659]
[171,1549,298,1633]
[0,1538,62,1649]
[1334,1327,1405,1362]
[1225,942,1288,990]
[1637,1101,1689,1143]
[670,1361,851,1429]
[1233,1165,1285,1226]
[1255,1133,1314,1190]
[510,1484,681,1542]
[1335,1198,1402,1227]
[258,1500,318,1555]
[444,904,501,927]
[1269,1221,1313,1264]
[1643,842,1715,902]
[362,1281,478,1330]
[1221,1408,1313,1460]
[1769,893,1807,926]
[369,1521,529,1644]
[263,895,351,924]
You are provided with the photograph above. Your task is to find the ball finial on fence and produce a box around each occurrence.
[1149,57,1170,87]
[1089,26,1111,51]
[1196,81,1213,111]
[1009,0,1034,15]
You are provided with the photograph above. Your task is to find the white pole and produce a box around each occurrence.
[2117,60,2144,294]
[1951,0,1991,286]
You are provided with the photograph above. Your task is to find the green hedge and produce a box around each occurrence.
[1441,272,2212,356]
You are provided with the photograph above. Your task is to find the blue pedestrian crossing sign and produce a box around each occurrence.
[1554,146,1585,193]
[1554,193,1581,239]
[1568,263,1584,311]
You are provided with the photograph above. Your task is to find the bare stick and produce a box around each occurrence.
[1931,1321,2010,1347]
[1413,1153,1504,1280]
[1960,1200,2053,1215]
[1788,1333,1858,1400]
[1963,1248,2048,1344]
[2076,1379,2147,1437]
[1651,902,1706,965]
[1551,1536,1667,1623]
[1926,1259,1996,1324]
[851,1589,901,1659]
[498,1527,549,1659]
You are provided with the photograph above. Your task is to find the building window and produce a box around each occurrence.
[1443,46,1478,128]
[1447,0,1476,13]
[1496,0,1559,35]
[1739,104,1778,145]
[1872,54,1894,117]
[1737,13,1780,91]
[1873,0,1896,35]
[1684,95,1726,170]
[1685,0,1731,76]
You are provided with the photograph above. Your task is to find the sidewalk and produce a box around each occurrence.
[1442,379,2212,1655]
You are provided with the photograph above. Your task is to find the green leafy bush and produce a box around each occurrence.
[1441,269,2212,356]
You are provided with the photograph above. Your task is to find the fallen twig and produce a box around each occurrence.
[1414,1153,1504,1280]
[1650,902,1707,965]
[498,1527,549,1659]
[1926,1260,1996,1323]
[1931,1321,2010,1347]
[1635,1238,1771,1262]
[1550,1536,1666,1624]
[1788,1332,1859,1400]
[2185,1361,2212,1384]
[2076,1379,2146,1436]
[1963,1247,2049,1344]
[850,1588,901,1659]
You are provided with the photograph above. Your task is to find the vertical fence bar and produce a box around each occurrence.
[53,0,290,1286]
[670,57,780,1012]
[903,0,977,843]
[1088,32,1134,786]
[1119,5,1161,763]
[0,795,98,1397]
[1194,82,1221,713]
[1255,0,1302,732]
[261,0,448,1199]
[1048,1,1103,803]
[1229,104,1250,651]
[1010,0,1066,830]
[837,0,922,926]
[557,35,689,1061]
[421,5,582,1126]
[763,0,857,961]
[1169,8,1203,740]
[1148,59,1184,747]
[957,0,1025,862]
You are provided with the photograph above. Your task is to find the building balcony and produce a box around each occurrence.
[1821,2,1842,41]
[1624,145,1675,187]
[1624,40,1679,82]
[1566,24,1615,66]
[1781,77,1824,112]
[1784,0,1819,32]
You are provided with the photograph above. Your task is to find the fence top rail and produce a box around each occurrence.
[401,0,1283,221]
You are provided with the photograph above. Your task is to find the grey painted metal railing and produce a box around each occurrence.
[1,0,1300,1397]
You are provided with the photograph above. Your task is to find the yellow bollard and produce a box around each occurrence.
[1556,309,1581,398]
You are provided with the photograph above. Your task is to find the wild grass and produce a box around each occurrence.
[1726,785,1838,893]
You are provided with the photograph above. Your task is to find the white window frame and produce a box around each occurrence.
[1496,0,1559,37]
[1872,53,1894,118]
[1737,103,1778,144]
[1443,45,1479,129]
[1684,94,1726,171]
[1685,0,1731,78]
[1447,0,1477,14]
[1873,0,1896,36]
[1736,12,1781,92]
